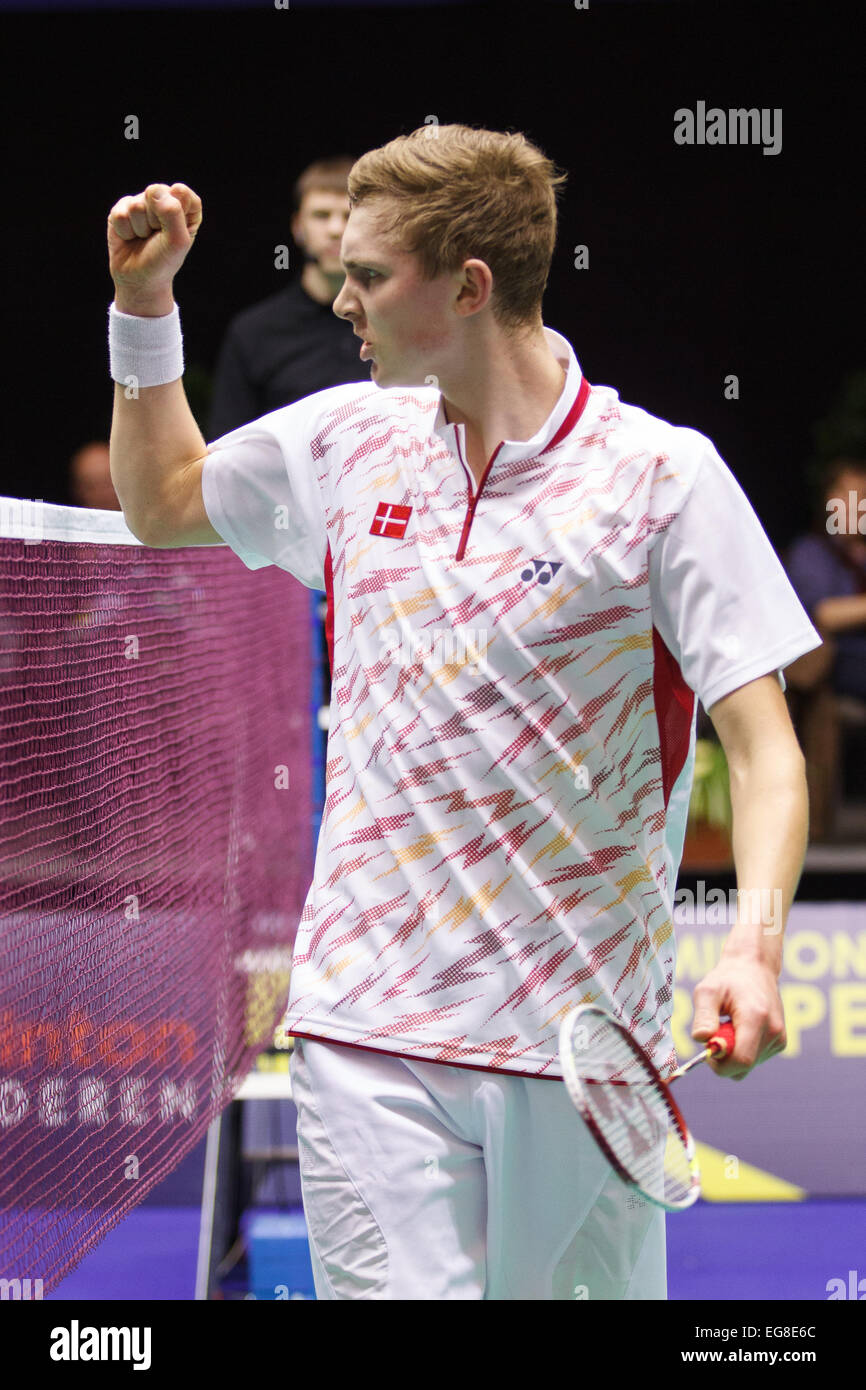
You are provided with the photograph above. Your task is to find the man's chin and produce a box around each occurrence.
[369,359,393,388]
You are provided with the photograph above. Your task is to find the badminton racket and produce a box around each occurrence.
[558,1003,735,1211]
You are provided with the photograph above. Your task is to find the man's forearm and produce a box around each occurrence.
[720,747,808,975]
[109,293,207,541]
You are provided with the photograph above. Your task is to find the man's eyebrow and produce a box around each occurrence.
[341,256,390,273]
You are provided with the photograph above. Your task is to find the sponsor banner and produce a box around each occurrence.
[673,901,866,1197]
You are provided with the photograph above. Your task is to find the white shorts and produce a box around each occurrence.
[289,1037,667,1301]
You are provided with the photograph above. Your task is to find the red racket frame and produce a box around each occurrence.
[559,1005,700,1210]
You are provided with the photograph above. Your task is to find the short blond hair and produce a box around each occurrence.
[347,125,567,330]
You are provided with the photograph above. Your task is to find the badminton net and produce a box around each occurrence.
[0,497,313,1293]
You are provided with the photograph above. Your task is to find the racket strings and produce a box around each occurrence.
[562,1016,698,1209]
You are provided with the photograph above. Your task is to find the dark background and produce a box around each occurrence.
[0,0,862,551]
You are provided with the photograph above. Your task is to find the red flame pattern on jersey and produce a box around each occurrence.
[202,328,822,1077]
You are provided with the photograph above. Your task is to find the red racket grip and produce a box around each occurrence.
[707,1021,735,1059]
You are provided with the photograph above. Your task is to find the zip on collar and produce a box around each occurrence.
[454,375,591,562]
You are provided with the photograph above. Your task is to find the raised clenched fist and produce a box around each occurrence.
[108,182,202,312]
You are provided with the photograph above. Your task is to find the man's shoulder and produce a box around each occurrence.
[586,382,715,488]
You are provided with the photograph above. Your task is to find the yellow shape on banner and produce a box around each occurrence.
[244,968,291,1048]
[694,1143,807,1202]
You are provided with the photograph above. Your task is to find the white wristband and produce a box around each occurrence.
[108,300,184,388]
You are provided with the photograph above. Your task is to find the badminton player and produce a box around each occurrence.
[107,125,822,1300]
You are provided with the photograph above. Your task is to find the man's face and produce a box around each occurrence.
[291,190,350,276]
[332,200,461,388]
[72,447,120,511]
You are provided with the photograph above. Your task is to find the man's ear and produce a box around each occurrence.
[455,258,493,317]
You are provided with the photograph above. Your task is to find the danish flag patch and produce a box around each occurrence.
[370,502,413,539]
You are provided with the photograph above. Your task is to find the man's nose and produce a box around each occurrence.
[332,283,354,319]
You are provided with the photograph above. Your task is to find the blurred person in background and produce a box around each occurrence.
[207,155,371,439]
[786,457,866,702]
[69,441,120,511]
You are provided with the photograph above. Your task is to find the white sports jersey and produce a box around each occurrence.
[202,326,821,1078]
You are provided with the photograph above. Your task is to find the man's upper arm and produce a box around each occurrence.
[707,672,804,774]
[161,383,364,576]
[146,455,223,548]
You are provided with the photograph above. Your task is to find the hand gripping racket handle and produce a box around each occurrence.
[707,1021,736,1060]
[668,1019,736,1080]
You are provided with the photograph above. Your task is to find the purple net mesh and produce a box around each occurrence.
[0,503,312,1292]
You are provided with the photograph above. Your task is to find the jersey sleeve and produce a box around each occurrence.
[201,392,334,589]
[648,439,824,711]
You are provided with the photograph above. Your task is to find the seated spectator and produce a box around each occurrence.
[786,456,866,702]
[207,155,371,440]
[69,441,120,511]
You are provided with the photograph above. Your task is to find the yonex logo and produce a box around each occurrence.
[520,559,562,586]
[371,502,412,539]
